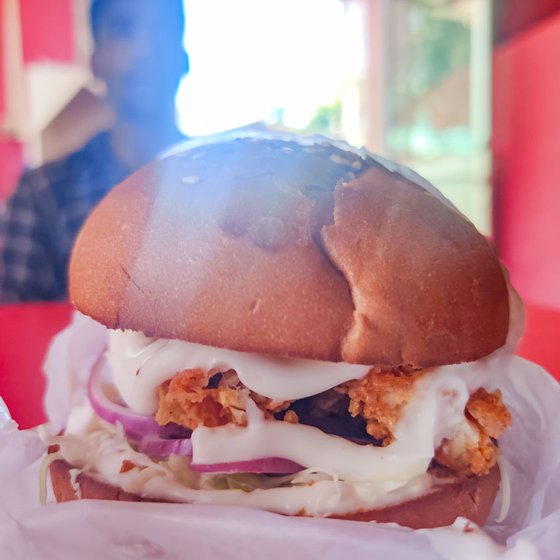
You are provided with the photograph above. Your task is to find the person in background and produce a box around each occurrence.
[0,0,188,302]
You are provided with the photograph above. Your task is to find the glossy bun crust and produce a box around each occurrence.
[69,137,508,369]
[49,458,500,529]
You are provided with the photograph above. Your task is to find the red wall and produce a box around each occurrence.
[19,0,75,63]
[493,13,560,311]
[0,0,23,199]
[0,303,72,429]
[494,0,560,44]
[0,0,4,117]
[0,137,23,199]
[0,0,75,200]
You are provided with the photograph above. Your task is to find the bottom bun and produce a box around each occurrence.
[49,458,500,529]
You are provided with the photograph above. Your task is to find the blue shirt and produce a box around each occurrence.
[0,132,129,302]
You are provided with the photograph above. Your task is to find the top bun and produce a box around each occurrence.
[69,136,508,369]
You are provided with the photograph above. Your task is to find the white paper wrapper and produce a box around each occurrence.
[0,312,558,560]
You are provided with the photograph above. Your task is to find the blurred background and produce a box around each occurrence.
[0,0,559,426]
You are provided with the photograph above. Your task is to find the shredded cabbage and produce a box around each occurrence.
[198,466,340,493]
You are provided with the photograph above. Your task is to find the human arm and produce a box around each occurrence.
[0,173,66,302]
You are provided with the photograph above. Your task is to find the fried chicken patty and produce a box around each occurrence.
[155,368,511,477]
[155,369,290,428]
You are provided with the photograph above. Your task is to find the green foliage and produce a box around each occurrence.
[409,16,470,95]
[304,99,343,136]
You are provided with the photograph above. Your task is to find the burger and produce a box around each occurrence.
[42,136,516,529]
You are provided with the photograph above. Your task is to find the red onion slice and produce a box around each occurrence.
[138,435,193,457]
[87,358,300,470]
[190,457,302,474]
[87,356,175,440]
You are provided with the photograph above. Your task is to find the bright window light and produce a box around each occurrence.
[177,0,362,138]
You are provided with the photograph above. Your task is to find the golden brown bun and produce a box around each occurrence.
[70,137,508,368]
[334,465,501,528]
[49,458,500,529]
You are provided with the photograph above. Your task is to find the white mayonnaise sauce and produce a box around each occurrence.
[41,400,434,516]
[107,278,524,418]
[191,366,478,484]
[107,331,370,415]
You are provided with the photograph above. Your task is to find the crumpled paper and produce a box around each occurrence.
[0,312,558,560]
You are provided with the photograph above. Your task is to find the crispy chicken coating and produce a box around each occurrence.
[156,369,290,430]
[466,388,511,439]
[436,388,512,475]
[155,368,511,477]
[338,371,421,445]
[340,372,511,475]
[435,428,499,476]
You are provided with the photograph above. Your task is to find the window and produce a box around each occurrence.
[178,0,491,232]
[372,0,492,233]
[177,0,362,139]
